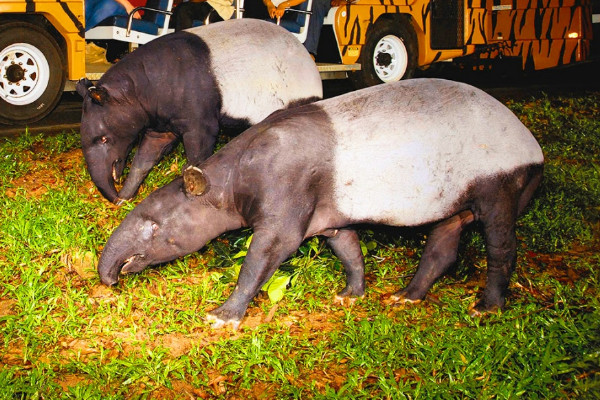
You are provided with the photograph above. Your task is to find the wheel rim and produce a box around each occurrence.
[0,43,50,105]
[372,35,408,82]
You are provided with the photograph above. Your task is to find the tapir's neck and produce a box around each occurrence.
[194,195,246,248]
[201,176,247,234]
[200,143,249,221]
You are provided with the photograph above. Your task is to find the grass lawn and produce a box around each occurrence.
[0,88,599,399]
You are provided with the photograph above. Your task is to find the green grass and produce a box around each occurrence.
[0,90,599,399]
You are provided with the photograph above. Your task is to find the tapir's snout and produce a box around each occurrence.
[100,274,119,287]
[97,247,129,287]
[98,243,150,286]
[98,266,119,286]
[97,257,121,286]
[83,144,124,205]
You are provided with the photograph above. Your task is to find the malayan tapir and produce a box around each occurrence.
[76,19,322,205]
[97,79,544,329]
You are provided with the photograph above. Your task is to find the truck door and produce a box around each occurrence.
[430,0,464,50]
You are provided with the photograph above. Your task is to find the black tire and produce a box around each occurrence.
[350,18,418,89]
[0,22,66,125]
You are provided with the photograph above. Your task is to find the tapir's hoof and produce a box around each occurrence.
[388,291,422,306]
[334,294,363,307]
[467,300,502,318]
[206,313,241,330]
[468,307,483,318]
[334,285,364,306]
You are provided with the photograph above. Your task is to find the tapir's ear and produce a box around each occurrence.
[88,85,110,105]
[183,166,209,196]
[76,78,93,98]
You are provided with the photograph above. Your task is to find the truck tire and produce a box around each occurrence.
[0,22,66,125]
[350,19,417,89]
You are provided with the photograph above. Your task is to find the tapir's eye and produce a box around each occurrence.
[95,136,109,145]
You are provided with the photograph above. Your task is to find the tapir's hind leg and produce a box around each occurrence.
[471,167,542,315]
[327,229,366,301]
[470,203,518,315]
[393,210,475,303]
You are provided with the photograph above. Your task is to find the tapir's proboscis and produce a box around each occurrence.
[97,79,544,329]
[77,19,322,205]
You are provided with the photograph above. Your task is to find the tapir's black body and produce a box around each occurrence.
[98,79,544,328]
[77,19,322,204]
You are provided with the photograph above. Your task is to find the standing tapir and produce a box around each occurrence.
[76,19,322,205]
[97,79,544,329]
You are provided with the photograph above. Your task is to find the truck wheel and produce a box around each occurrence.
[0,22,66,125]
[350,19,417,89]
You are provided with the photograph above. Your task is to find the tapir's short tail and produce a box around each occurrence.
[518,164,544,216]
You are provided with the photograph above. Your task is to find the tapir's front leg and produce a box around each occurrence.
[327,229,366,300]
[207,228,304,329]
[118,130,178,200]
[181,119,220,165]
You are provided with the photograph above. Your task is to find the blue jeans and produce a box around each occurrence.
[86,0,128,31]
[303,0,330,55]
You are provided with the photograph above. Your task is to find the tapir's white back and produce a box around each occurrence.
[324,79,544,226]
[186,20,322,124]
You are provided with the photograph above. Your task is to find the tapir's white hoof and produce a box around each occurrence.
[334,294,363,306]
[467,302,500,318]
[206,313,241,330]
[389,294,422,305]
[468,306,483,318]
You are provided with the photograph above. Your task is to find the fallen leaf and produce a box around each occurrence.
[62,249,97,279]
[0,299,17,317]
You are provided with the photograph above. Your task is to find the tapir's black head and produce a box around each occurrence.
[98,167,238,286]
[77,78,147,205]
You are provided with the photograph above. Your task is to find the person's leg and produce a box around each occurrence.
[174,2,220,30]
[302,0,330,56]
[242,0,271,19]
[86,0,128,30]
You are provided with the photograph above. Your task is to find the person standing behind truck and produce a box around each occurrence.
[85,0,143,30]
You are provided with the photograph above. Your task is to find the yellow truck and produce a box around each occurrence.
[323,0,594,86]
[0,0,595,125]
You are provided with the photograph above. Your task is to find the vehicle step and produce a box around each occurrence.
[317,63,361,80]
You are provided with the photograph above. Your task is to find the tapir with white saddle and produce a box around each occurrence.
[77,19,322,204]
[97,79,544,329]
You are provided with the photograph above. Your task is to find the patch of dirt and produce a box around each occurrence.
[63,338,101,357]
[243,381,279,399]
[0,298,17,317]
[523,242,599,283]
[302,362,349,394]
[157,333,194,358]
[151,380,210,399]
[56,374,91,392]
[4,148,86,199]
[282,309,344,336]
[0,341,27,367]
[61,249,97,280]
[88,284,118,302]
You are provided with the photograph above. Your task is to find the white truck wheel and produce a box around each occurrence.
[0,22,66,125]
